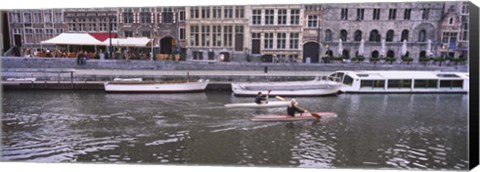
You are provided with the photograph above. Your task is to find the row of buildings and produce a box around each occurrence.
[2,1,472,63]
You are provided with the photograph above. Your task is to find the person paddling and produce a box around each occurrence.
[255,92,268,104]
[287,99,307,117]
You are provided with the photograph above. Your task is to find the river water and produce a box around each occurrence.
[1,91,469,170]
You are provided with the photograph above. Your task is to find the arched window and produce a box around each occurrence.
[418,30,426,42]
[401,29,409,41]
[387,50,395,58]
[354,30,362,41]
[369,29,381,42]
[449,18,454,24]
[419,51,426,58]
[371,50,379,58]
[340,29,348,41]
[386,30,394,42]
[342,49,350,59]
[325,29,332,41]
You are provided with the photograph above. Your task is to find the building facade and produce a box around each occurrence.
[321,2,445,62]
[5,1,469,62]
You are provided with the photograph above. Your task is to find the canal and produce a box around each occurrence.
[1,91,469,170]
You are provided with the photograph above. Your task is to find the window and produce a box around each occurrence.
[191,7,199,19]
[33,11,42,23]
[212,26,221,47]
[373,9,380,20]
[290,9,300,25]
[55,29,63,34]
[162,8,173,23]
[354,30,362,41]
[462,2,469,14]
[401,30,409,41]
[357,8,364,20]
[252,10,262,25]
[422,8,430,20]
[190,25,199,46]
[360,80,385,88]
[11,12,20,23]
[201,7,210,19]
[201,25,210,47]
[264,32,274,49]
[89,23,96,31]
[55,11,63,23]
[99,23,107,31]
[25,28,33,34]
[449,18,454,25]
[340,30,348,41]
[442,32,449,43]
[24,13,32,23]
[78,23,85,32]
[44,11,52,23]
[35,28,43,34]
[418,30,426,42]
[123,10,133,23]
[290,33,299,49]
[388,9,396,20]
[341,8,348,20]
[369,30,380,42]
[124,31,133,38]
[388,80,411,89]
[307,15,318,28]
[278,9,287,25]
[140,8,151,23]
[404,9,411,20]
[223,26,232,47]
[179,28,185,40]
[141,31,150,38]
[179,11,185,21]
[265,9,274,25]
[386,30,394,42]
[440,80,463,89]
[68,23,76,32]
[414,80,438,88]
[213,6,221,18]
[224,6,233,18]
[325,29,332,41]
[235,6,244,18]
[277,33,286,49]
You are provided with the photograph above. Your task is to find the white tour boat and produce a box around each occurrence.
[231,79,341,96]
[328,70,469,93]
[104,79,209,93]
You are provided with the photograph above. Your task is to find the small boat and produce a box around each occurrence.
[232,79,341,96]
[224,101,289,108]
[104,79,209,93]
[6,78,36,82]
[328,70,469,93]
[251,112,337,122]
[113,78,143,82]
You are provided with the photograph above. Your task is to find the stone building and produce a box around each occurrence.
[440,1,470,59]
[321,2,445,62]
[302,4,322,63]
[247,4,304,63]
[185,5,248,62]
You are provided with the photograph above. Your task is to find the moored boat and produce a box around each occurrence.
[224,101,290,108]
[104,79,209,93]
[328,70,469,93]
[251,112,338,122]
[232,79,341,97]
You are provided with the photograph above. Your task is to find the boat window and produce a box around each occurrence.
[440,80,463,88]
[329,73,337,81]
[343,75,354,86]
[437,74,460,78]
[337,72,344,81]
[357,74,369,77]
[388,79,411,88]
[360,80,385,88]
[414,80,438,88]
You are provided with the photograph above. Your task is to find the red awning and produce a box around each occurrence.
[89,33,117,42]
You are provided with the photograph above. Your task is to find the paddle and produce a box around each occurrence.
[266,90,272,104]
[275,96,321,119]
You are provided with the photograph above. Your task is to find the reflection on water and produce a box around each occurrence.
[1,91,469,170]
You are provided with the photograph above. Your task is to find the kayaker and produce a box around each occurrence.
[255,92,267,104]
[287,99,307,117]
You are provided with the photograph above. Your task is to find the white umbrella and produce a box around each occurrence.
[426,39,433,56]
[380,39,386,57]
[337,39,343,57]
[401,39,408,56]
[358,39,365,56]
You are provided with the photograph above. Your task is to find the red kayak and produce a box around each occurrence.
[251,112,337,122]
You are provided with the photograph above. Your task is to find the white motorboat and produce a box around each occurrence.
[231,79,341,96]
[104,79,209,93]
